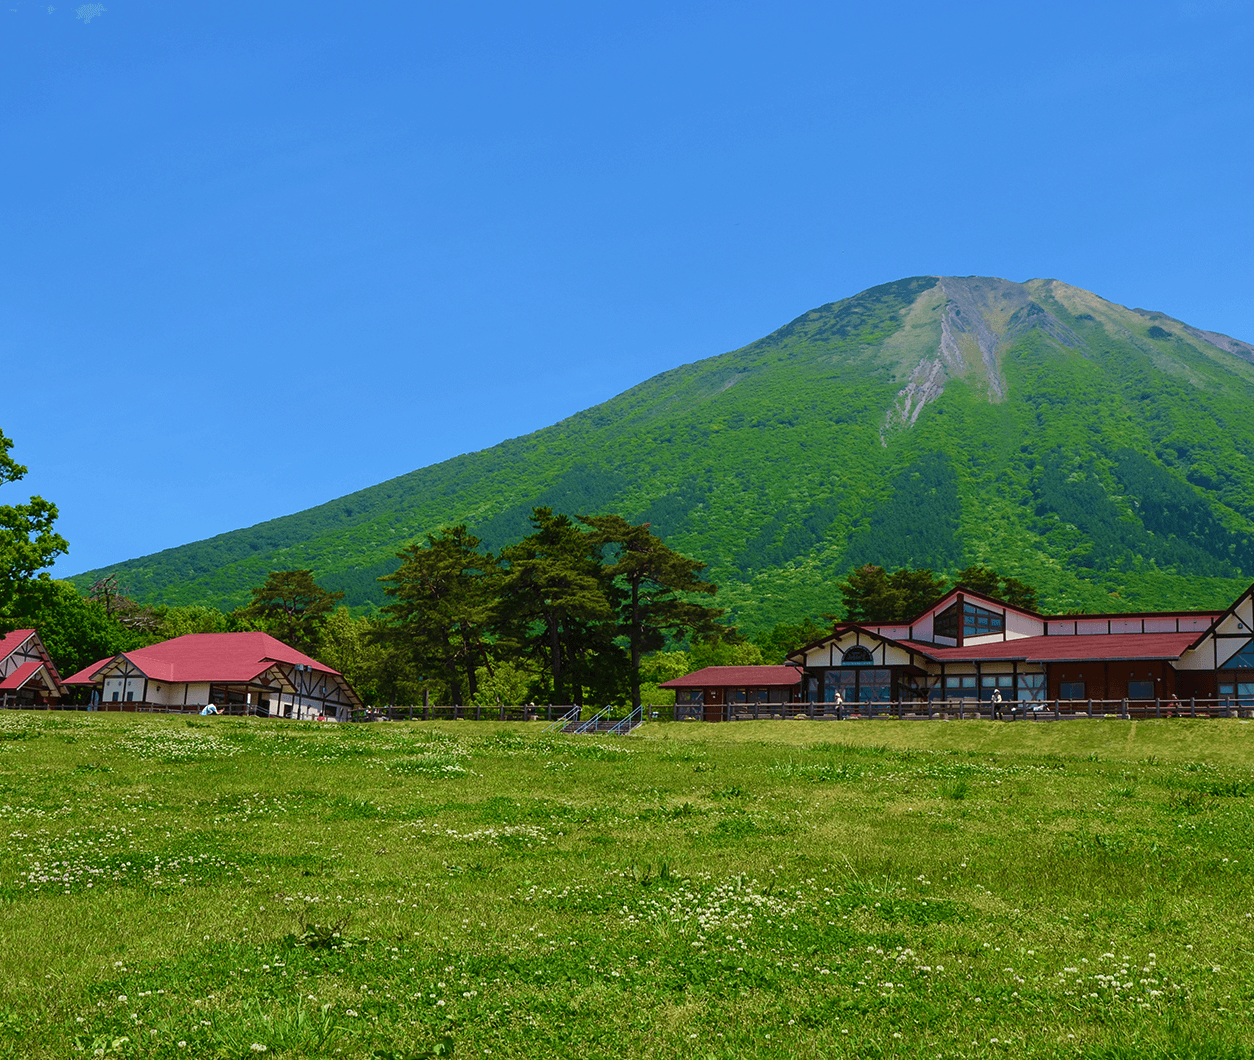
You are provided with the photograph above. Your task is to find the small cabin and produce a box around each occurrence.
[659,665,804,721]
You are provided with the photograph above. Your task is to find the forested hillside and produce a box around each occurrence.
[71,276,1254,629]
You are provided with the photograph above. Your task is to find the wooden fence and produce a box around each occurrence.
[9,697,1252,724]
[674,697,1254,723]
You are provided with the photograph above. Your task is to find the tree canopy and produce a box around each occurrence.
[240,569,345,655]
[497,508,623,707]
[837,564,1039,624]
[0,429,68,626]
[377,526,499,706]
[579,514,726,708]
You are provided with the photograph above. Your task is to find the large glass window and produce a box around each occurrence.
[1059,681,1086,701]
[1127,680,1155,700]
[934,604,960,640]
[859,669,892,703]
[824,669,857,703]
[1221,639,1254,669]
[980,674,1015,702]
[824,668,892,703]
[934,602,1005,639]
[1018,672,1046,702]
[963,602,1004,637]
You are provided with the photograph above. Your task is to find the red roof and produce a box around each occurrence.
[0,659,48,691]
[660,665,804,689]
[0,629,35,664]
[62,656,115,686]
[899,632,1202,663]
[61,632,341,685]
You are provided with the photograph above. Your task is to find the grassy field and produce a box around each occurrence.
[2,713,1254,1059]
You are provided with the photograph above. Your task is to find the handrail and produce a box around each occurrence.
[543,705,582,733]
[605,706,643,735]
[573,705,614,734]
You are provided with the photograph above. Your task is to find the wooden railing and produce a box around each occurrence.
[674,697,1254,722]
[10,698,1252,725]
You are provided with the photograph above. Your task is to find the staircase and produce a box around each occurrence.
[555,705,644,735]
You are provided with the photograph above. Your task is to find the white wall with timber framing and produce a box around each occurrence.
[1175,591,1254,672]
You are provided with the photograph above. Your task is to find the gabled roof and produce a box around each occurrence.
[0,629,36,663]
[63,656,115,686]
[0,659,52,692]
[897,632,1201,663]
[0,629,65,691]
[785,624,942,666]
[1186,582,1254,652]
[61,632,342,686]
[902,585,1044,625]
[659,665,804,689]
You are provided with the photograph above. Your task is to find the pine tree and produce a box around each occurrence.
[241,570,344,655]
[497,508,623,706]
[579,515,725,709]
[377,526,498,706]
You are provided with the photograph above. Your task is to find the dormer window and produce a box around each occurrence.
[934,601,1004,639]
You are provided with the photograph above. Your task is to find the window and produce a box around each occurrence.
[1219,682,1254,706]
[1127,680,1155,700]
[125,691,134,702]
[1221,639,1254,669]
[980,674,1015,702]
[111,692,119,702]
[1018,673,1046,702]
[1059,681,1086,701]
[934,602,1005,639]
[963,602,1004,637]
[858,669,892,703]
[824,668,891,703]
[825,669,857,703]
[934,604,960,640]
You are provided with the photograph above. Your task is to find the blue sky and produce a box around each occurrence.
[5,0,1253,577]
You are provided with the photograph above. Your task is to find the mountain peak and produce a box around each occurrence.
[72,275,1254,625]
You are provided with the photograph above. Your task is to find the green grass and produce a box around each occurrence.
[3,712,1254,1058]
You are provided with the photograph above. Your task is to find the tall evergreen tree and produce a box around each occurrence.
[377,526,498,706]
[497,508,622,705]
[579,515,724,709]
[837,565,947,623]
[241,569,345,655]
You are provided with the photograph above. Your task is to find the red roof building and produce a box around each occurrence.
[63,632,361,720]
[0,629,64,707]
[659,664,804,722]
[663,583,1254,719]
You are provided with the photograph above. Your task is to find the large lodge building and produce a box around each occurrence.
[661,583,1254,717]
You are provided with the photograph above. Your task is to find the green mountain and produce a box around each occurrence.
[71,276,1254,628]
